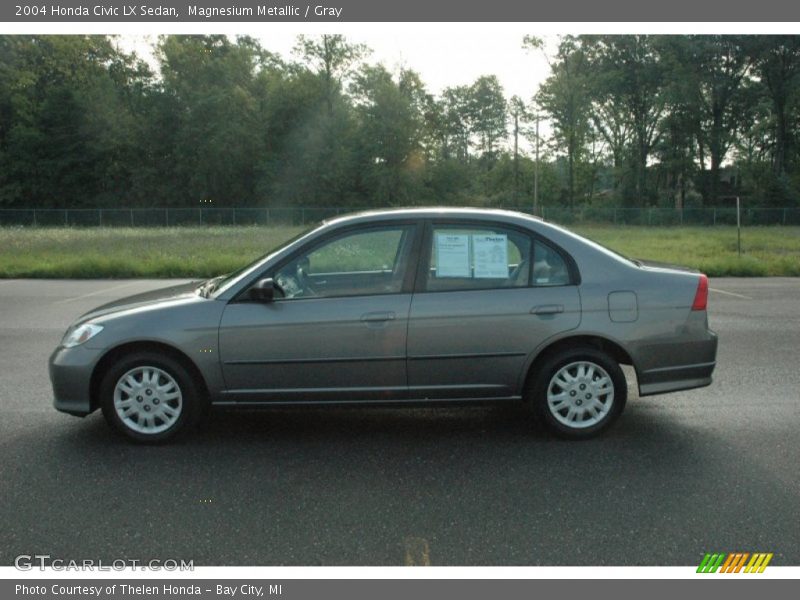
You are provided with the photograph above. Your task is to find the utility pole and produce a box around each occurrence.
[513,109,519,201]
[533,114,540,216]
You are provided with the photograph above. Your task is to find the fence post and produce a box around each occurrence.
[736,197,741,257]
[713,208,716,226]
[200,208,203,225]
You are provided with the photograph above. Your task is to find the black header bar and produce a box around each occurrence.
[3,1,800,22]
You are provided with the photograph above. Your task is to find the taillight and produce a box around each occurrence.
[692,274,708,311]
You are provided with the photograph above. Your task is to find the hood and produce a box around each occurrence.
[77,280,204,323]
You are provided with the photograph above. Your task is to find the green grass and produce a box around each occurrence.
[0,225,797,279]
[572,225,800,277]
[0,226,306,279]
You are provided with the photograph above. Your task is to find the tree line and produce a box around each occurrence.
[1,34,799,211]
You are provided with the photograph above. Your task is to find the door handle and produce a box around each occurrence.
[531,304,564,315]
[361,311,396,323]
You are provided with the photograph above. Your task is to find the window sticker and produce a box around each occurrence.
[435,233,470,277]
[473,234,508,278]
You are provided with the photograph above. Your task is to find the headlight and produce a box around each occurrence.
[62,323,104,348]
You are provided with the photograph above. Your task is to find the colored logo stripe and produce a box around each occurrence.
[697,552,773,573]
[719,553,748,573]
[745,553,773,573]
[697,553,725,573]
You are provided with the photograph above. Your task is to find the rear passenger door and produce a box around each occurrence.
[406,221,581,400]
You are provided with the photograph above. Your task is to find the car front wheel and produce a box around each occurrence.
[529,347,627,439]
[100,352,197,443]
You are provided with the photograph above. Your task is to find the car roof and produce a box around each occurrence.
[323,207,544,227]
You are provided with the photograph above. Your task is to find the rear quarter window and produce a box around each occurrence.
[533,239,572,286]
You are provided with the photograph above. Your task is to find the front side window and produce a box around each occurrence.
[273,226,413,299]
[424,225,532,292]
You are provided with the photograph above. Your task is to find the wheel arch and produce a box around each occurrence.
[90,341,210,413]
[520,334,635,397]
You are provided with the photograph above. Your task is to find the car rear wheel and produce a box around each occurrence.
[100,352,197,443]
[528,347,626,439]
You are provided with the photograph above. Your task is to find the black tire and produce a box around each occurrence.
[99,352,198,443]
[527,346,627,439]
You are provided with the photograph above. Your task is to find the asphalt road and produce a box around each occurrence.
[0,278,798,566]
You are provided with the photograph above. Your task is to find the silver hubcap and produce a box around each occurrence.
[113,366,182,435]
[547,361,614,429]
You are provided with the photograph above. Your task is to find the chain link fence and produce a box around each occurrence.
[0,206,799,227]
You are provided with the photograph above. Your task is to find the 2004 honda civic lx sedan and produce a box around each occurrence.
[50,208,718,442]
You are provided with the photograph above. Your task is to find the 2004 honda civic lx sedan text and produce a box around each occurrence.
[50,208,718,442]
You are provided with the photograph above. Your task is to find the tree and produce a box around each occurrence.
[508,95,531,200]
[439,86,472,162]
[586,35,667,205]
[467,75,507,162]
[750,36,800,178]
[663,36,752,204]
[3,33,800,212]
[350,65,427,204]
[589,96,631,193]
[293,34,368,116]
[535,37,593,207]
[157,35,266,206]
[0,35,148,208]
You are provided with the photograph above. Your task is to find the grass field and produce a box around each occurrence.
[0,225,798,278]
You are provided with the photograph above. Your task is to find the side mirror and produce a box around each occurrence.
[249,278,277,302]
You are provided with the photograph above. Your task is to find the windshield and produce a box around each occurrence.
[207,223,321,297]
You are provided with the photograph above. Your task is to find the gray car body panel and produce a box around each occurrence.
[50,208,717,416]
[406,285,581,399]
[218,293,413,402]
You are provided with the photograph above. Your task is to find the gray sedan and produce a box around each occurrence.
[50,208,717,442]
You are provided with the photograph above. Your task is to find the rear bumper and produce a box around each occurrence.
[49,345,100,417]
[638,360,716,396]
[637,329,718,397]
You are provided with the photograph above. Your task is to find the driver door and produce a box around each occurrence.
[218,223,420,403]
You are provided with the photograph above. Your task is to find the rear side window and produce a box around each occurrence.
[424,225,532,292]
[533,240,571,286]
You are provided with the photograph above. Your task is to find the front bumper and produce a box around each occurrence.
[49,345,102,417]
